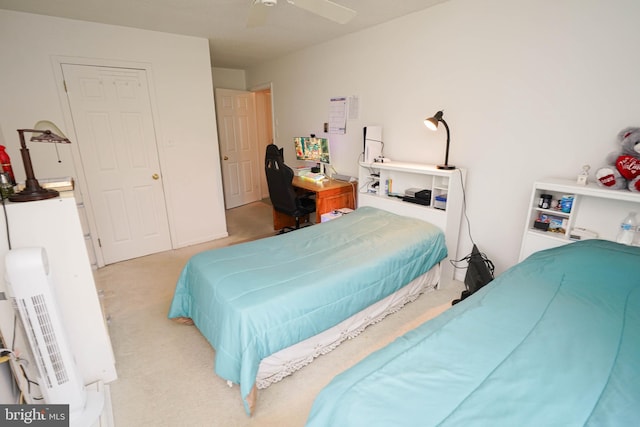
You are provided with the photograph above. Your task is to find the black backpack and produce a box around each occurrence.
[452,244,494,305]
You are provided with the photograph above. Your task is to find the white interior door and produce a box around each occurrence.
[215,88,260,209]
[62,64,172,264]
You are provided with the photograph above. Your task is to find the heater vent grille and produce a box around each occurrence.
[18,295,70,388]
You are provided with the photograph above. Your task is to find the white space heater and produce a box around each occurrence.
[5,247,104,426]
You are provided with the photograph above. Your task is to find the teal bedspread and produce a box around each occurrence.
[307,239,640,426]
[167,206,447,414]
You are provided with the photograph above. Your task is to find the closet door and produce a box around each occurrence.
[62,64,172,264]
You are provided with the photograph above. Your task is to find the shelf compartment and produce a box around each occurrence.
[533,207,571,218]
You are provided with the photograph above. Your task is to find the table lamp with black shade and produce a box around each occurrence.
[424,110,455,170]
[9,121,71,202]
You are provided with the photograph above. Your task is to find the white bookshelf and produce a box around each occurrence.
[358,161,467,284]
[519,178,640,261]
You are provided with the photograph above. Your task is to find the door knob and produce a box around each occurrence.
[152,173,159,180]
[224,156,229,160]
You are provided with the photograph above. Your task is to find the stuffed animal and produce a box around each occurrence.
[595,127,640,191]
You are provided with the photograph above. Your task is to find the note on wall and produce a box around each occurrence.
[329,97,347,134]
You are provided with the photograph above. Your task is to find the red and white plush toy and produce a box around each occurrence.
[595,127,640,192]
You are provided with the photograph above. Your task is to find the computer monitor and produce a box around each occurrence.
[294,137,331,165]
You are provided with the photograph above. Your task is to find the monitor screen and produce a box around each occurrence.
[294,137,331,164]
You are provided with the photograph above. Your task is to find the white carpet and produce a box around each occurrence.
[94,201,464,426]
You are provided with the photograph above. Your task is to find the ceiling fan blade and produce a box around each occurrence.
[288,0,356,24]
[247,1,270,28]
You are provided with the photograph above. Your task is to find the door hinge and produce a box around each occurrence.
[63,80,68,92]
[97,238,102,248]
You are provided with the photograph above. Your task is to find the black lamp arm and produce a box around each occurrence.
[440,118,450,167]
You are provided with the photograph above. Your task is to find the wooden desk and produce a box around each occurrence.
[273,177,357,230]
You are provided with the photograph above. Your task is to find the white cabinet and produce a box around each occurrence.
[358,161,466,284]
[0,195,117,401]
[519,178,640,261]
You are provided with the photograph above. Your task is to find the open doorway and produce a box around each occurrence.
[215,88,261,209]
[253,86,273,200]
[215,84,273,208]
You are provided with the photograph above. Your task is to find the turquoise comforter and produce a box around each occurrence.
[307,239,640,426]
[167,206,447,414]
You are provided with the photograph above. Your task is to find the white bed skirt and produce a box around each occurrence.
[254,264,442,389]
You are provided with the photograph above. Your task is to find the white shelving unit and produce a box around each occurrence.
[358,161,467,284]
[519,178,640,261]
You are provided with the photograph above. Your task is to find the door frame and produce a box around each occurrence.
[51,56,174,267]
[215,88,261,209]
[250,81,275,200]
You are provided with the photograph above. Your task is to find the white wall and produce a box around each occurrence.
[212,67,247,90]
[247,0,640,273]
[0,10,227,251]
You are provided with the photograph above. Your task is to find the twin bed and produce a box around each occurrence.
[168,206,448,414]
[307,239,640,426]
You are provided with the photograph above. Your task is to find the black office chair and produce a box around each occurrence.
[265,144,316,233]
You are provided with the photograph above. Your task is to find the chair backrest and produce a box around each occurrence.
[265,144,300,215]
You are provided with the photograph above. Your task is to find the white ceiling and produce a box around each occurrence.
[0,0,448,69]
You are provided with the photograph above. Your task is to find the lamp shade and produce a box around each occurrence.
[423,111,444,131]
[34,120,67,136]
[31,121,71,143]
[424,110,455,170]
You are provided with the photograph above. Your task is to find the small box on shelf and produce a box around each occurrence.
[402,196,430,206]
[534,213,568,234]
[533,220,549,231]
[434,195,447,210]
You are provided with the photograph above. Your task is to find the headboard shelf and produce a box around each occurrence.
[357,160,467,284]
[519,177,640,260]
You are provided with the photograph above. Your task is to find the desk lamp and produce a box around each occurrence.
[424,110,455,170]
[9,121,71,202]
